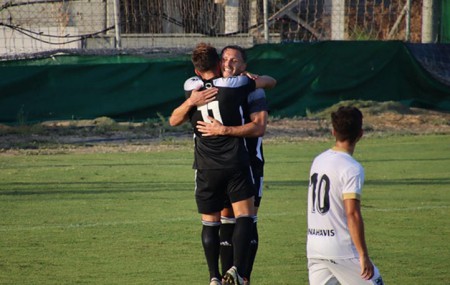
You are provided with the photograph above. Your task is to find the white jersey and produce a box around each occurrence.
[306,149,365,259]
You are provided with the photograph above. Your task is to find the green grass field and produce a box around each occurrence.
[0,134,449,284]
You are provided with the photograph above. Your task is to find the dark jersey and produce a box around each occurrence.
[243,88,269,170]
[184,75,256,170]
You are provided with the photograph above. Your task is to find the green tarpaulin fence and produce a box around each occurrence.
[0,41,449,124]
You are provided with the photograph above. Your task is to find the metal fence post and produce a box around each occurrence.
[405,0,411,41]
[422,0,437,43]
[113,0,121,49]
[263,0,269,42]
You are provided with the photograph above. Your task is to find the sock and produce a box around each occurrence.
[201,221,221,280]
[232,216,253,278]
[245,217,259,281]
[220,217,235,276]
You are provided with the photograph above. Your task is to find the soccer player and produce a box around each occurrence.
[306,106,384,285]
[169,43,275,285]
[196,45,268,284]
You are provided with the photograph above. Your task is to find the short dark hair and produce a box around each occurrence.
[191,43,220,72]
[221,45,247,62]
[331,106,363,143]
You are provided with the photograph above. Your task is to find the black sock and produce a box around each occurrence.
[219,219,235,276]
[201,221,221,279]
[245,219,259,280]
[232,216,253,278]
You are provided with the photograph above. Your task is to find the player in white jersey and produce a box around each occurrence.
[306,106,384,285]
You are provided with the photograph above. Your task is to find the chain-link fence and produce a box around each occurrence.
[0,0,445,60]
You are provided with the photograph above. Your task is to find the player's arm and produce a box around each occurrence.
[254,75,276,89]
[242,71,276,90]
[196,110,267,137]
[169,88,218,126]
[344,198,375,280]
[169,98,194,126]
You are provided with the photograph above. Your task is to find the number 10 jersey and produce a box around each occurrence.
[307,149,365,259]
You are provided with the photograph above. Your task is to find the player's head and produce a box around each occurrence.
[221,45,247,77]
[191,43,220,75]
[331,106,363,144]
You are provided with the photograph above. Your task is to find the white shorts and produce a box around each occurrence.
[308,258,384,285]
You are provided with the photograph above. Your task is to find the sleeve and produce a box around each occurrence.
[214,76,256,92]
[184,76,204,92]
[342,164,364,201]
[248,88,269,114]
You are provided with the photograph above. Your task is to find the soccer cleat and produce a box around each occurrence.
[222,266,247,285]
[210,277,222,285]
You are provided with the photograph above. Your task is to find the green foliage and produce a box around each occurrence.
[0,135,449,284]
[348,26,379,41]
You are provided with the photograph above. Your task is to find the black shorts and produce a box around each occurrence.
[195,167,255,214]
[223,163,264,209]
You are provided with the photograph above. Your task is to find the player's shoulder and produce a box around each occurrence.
[184,76,204,91]
[334,151,364,174]
[249,88,266,100]
[213,75,251,88]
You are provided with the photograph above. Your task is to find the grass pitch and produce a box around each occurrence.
[0,134,449,284]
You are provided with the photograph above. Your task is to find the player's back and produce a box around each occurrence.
[307,149,364,259]
[184,76,256,170]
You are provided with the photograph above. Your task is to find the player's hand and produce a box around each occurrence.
[188,88,218,106]
[196,116,226,136]
[241,71,259,80]
[360,255,374,280]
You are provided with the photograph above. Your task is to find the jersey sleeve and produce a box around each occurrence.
[184,76,204,92]
[248,88,269,114]
[213,75,256,93]
[342,164,364,201]
[184,76,204,99]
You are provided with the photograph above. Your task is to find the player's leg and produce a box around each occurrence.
[329,258,384,285]
[220,205,235,277]
[308,258,340,285]
[231,198,255,273]
[244,211,258,283]
[196,169,227,283]
[245,171,263,282]
[223,203,254,285]
[223,167,255,284]
[202,214,222,282]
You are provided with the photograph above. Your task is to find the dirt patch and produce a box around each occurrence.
[1,101,449,155]
[267,108,450,138]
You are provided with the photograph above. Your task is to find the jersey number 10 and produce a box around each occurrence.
[310,173,331,214]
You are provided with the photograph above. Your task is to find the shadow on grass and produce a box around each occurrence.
[0,181,194,196]
[365,177,450,186]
